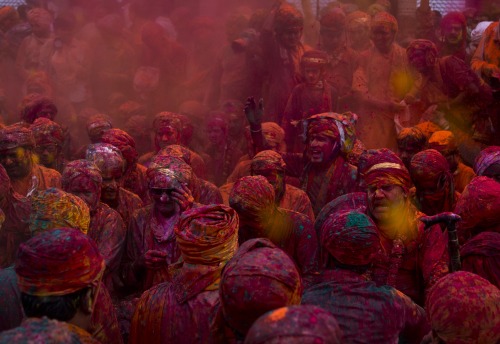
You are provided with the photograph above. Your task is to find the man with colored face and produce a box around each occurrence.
[0,124,61,197]
[396,127,427,170]
[122,160,196,294]
[439,12,467,61]
[352,12,412,151]
[474,146,500,183]
[31,117,65,172]
[86,143,143,227]
[62,159,126,294]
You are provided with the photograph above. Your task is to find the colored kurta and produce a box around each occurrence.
[10,164,61,197]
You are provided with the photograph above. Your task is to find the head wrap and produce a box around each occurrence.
[152,112,183,133]
[18,93,57,124]
[371,11,398,32]
[455,176,500,242]
[62,159,102,190]
[251,150,286,173]
[397,127,427,151]
[414,121,442,139]
[406,39,438,62]
[206,113,228,134]
[220,238,302,335]
[177,204,239,265]
[148,155,193,184]
[86,143,125,175]
[158,144,192,165]
[261,122,285,151]
[245,305,343,344]
[360,149,412,192]
[426,271,500,344]
[473,146,500,176]
[229,176,276,222]
[146,164,191,190]
[0,317,81,343]
[27,8,53,28]
[16,228,105,297]
[124,115,148,138]
[86,114,112,139]
[440,11,466,32]
[321,210,380,266]
[346,11,370,30]
[101,128,138,166]
[0,124,36,151]
[273,4,303,33]
[300,50,329,68]
[410,149,452,185]
[428,130,457,155]
[320,8,346,31]
[461,232,500,289]
[303,112,358,154]
[30,188,90,235]
[30,117,64,146]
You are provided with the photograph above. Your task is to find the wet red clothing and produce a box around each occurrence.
[282,153,358,215]
[89,202,126,293]
[325,47,359,100]
[0,191,30,268]
[10,163,61,197]
[130,264,220,344]
[110,187,143,228]
[302,269,430,344]
[461,231,500,288]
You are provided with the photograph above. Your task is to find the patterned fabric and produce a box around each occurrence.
[245,305,343,344]
[406,39,438,61]
[62,160,102,189]
[455,176,500,244]
[303,112,357,154]
[229,176,275,224]
[302,269,429,344]
[30,118,64,146]
[251,150,286,173]
[16,228,105,297]
[428,130,457,155]
[0,317,86,344]
[426,271,500,344]
[216,238,302,338]
[86,114,112,139]
[360,148,412,192]
[152,112,183,133]
[320,210,381,266]
[261,122,286,152]
[101,128,138,166]
[461,231,500,288]
[0,124,35,151]
[86,143,125,175]
[474,145,500,176]
[29,188,90,235]
[177,204,238,266]
[410,149,456,215]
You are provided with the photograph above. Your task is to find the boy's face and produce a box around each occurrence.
[304,66,322,85]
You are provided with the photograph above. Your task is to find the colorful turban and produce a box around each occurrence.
[177,204,239,265]
[303,112,358,154]
[262,122,285,151]
[27,8,53,28]
[16,228,105,297]
[320,8,346,31]
[0,124,35,151]
[371,11,398,32]
[229,176,275,222]
[30,117,64,146]
[360,149,412,192]
[152,112,183,133]
[86,143,125,175]
[414,121,442,139]
[245,305,343,344]
[347,11,370,30]
[86,114,112,138]
[300,50,329,68]
[320,210,380,266]
[0,317,81,343]
[273,4,303,33]
[396,127,427,151]
[146,166,191,190]
[461,231,500,289]
[474,146,500,176]
[440,11,466,31]
[18,93,57,124]
[455,176,500,242]
[220,238,302,335]
[101,128,138,166]
[30,188,90,235]
[251,150,286,173]
[410,149,451,183]
[426,271,500,344]
[428,130,457,155]
[62,159,102,190]
[158,144,192,165]
[406,39,438,62]
[148,155,193,185]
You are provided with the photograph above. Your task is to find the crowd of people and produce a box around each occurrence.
[0,0,499,343]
